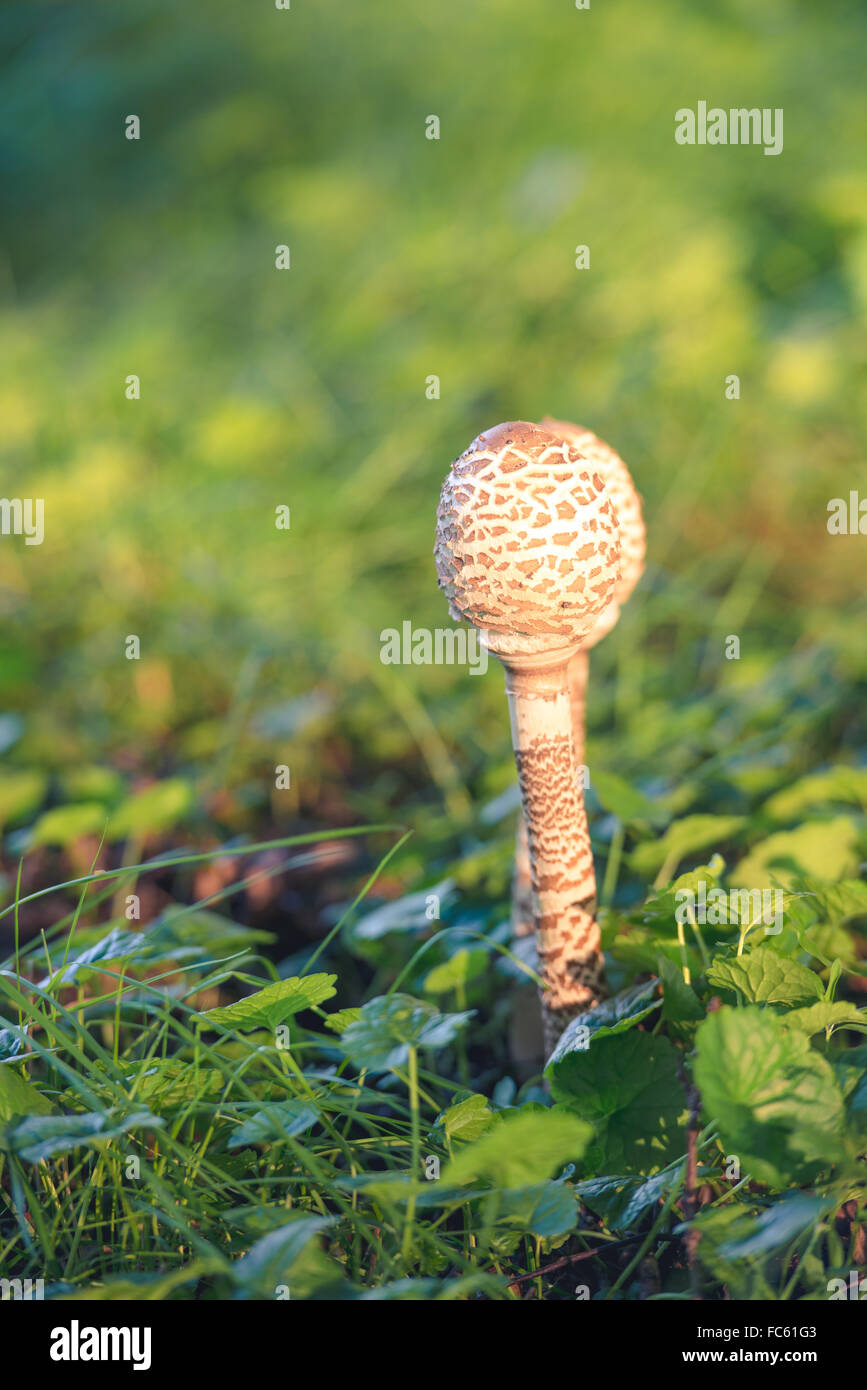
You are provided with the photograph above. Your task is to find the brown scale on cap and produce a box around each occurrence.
[435,421,623,1054]
[435,421,622,658]
[541,417,645,650]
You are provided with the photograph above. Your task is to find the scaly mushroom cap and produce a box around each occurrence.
[434,420,622,657]
[541,417,646,649]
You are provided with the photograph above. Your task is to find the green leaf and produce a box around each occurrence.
[694,1005,847,1187]
[592,770,667,826]
[231,1214,336,1294]
[836,1047,867,1134]
[0,1023,22,1061]
[497,1179,579,1239]
[443,1107,591,1188]
[0,769,47,830]
[31,802,109,847]
[40,911,276,987]
[715,1193,830,1260]
[145,906,276,959]
[340,993,473,1073]
[659,956,704,1029]
[798,919,861,972]
[763,767,867,823]
[793,877,867,928]
[322,1007,362,1034]
[356,1274,505,1301]
[612,872,717,976]
[687,1205,778,1299]
[632,816,745,879]
[107,778,194,841]
[58,765,125,805]
[546,979,662,1067]
[53,1263,218,1301]
[40,925,145,987]
[433,1093,494,1146]
[611,928,702,980]
[423,947,489,995]
[2,1109,161,1162]
[783,1001,867,1036]
[730,818,859,890]
[549,1031,686,1175]
[227,1100,319,1149]
[576,1161,685,1234]
[126,1062,228,1106]
[127,1061,225,1106]
[706,944,823,1007]
[640,859,726,927]
[196,973,337,1032]
[53,1263,220,1301]
[0,1063,54,1121]
[351,880,456,941]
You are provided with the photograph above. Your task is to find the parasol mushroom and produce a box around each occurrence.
[435,421,622,1051]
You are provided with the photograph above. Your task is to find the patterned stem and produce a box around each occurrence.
[513,649,590,942]
[501,647,603,1055]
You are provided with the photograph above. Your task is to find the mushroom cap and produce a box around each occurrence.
[541,417,645,649]
[434,420,622,657]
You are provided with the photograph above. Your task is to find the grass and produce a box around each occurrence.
[1,606,865,1298]
[0,0,866,1301]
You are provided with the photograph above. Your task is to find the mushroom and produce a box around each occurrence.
[435,421,622,1051]
[511,422,646,1006]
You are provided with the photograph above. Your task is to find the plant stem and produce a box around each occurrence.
[601,821,625,907]
[605,1171,683,1298]
[402,1045,420,1267]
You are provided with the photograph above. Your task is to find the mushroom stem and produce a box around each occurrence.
[512,647,592,949]
[501,644,603,1054]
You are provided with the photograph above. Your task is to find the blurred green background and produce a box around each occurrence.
[0,0,865,893]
